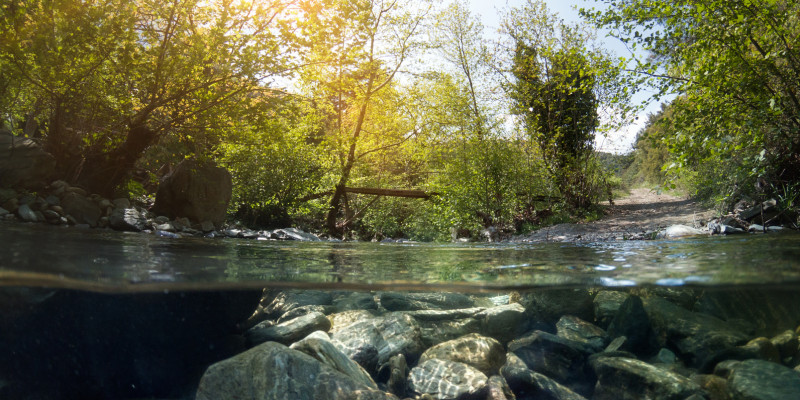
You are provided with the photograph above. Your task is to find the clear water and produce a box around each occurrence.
[2,221,800,399]
[2,221,800,291]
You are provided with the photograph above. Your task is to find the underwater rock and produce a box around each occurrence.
[418,333,506,376]
[290,334,378,389]
[593,290,631,329]
[519,288,595,325]
[485,375,515,400]
[331,313,424,372]
[556,315,608,353]
[381,354,408,397]
[196,342,397,400]
[590,356,703,400]
[644,296,750,369]
[245,311,331,346]
[254,289,334,323]
[501,361,588,400]
[738,337,781,363]
[413,311,483,349]
[770,330,798,360]
[328,309,380,334]
[476,302,527,344]
[333,292,378,312]
[694,289,800,337]
[277,305,333,323]
[607,295,659,356]
[727,359,800,400]
[408,358,488,400]
[379,292,475,311]
[508,330,596,396]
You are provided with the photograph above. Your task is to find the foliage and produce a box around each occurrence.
[622,104,673,187]
[584,0,800,209]
[503,0,631,210]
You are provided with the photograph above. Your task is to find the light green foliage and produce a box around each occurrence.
[584,0,800,209]
[504,0,630,210]
[623,105,673,187]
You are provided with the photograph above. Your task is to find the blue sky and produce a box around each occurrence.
[466,0,661,153]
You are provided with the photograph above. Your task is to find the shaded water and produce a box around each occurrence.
[2,221,800,399]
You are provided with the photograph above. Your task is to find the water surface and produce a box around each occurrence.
[2,221,799,291]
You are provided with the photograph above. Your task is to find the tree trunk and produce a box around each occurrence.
[76,125,158,197]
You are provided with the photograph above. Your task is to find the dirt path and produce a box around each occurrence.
[516,188,716,242]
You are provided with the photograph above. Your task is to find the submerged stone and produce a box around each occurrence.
[196,342,396,400]
[246,311,331,346]
[728,359,800,400]
[408,359,488,400]
[556,315,608,353]
[290,334,377,389]
[418,333,506,375]
[379,292,475,311]
[591,356,703,400]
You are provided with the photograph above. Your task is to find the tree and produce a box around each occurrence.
[584,0,800,205]
[503,0,629,209]
[0,0,295,196]
[296,0,429,237]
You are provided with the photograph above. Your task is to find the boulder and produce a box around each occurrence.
[607,295,659,357]
[246,311,331,346]
[109,208,148,232]
[418,334,506,375]
[152,159,232,226]
[485,375,516,400]
[593,290,631,328]
[407,359,488,400]
[379,292,475,312]
[519,288,594,325]
[591,356,703,400]
[195,342,397,400]
[727,359,800,400]
[61,191,102,227]
[0,130,55,189]
[644,296,750,369]
[556,315,608,353]
[508,330,596,396]
[16,203,37,222]
[333,292,378,312]
[248,290,334,326]
[694,289,800,337]
[272,227,321,241]
[290,334,377,389]
[331,313,424,373]
[501,362,588,400]
[658,225,706,238]
[476,302,527,343]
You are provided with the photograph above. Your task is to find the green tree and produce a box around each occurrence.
[0,0,295,196]
[584,0,800,206]
[504,0,629,209]
[296,0,430,237]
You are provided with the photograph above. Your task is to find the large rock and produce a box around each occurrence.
[591,356,703,400]
[0,130,55,189]
[556,315,608,353]
[290,334,377,390]
[245,311,331,346]
[61,191,102,227]
[407,359,488,400]
[379,292,475,311]
[694,289,800,337]
[152,159,232,226]
[331,313,424,373]
[195,342,397,400]
[501,361,588,400]
[644,296,750,369]
[109,208,148,232]
[607,295,659,356]
[520,289,594,325]
[727,359,800,400]
[508,330,596,396]
[418,333,506,375]
[593,290,631,328]
[247,290,334,327]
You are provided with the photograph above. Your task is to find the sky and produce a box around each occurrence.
[466,0,664,154]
